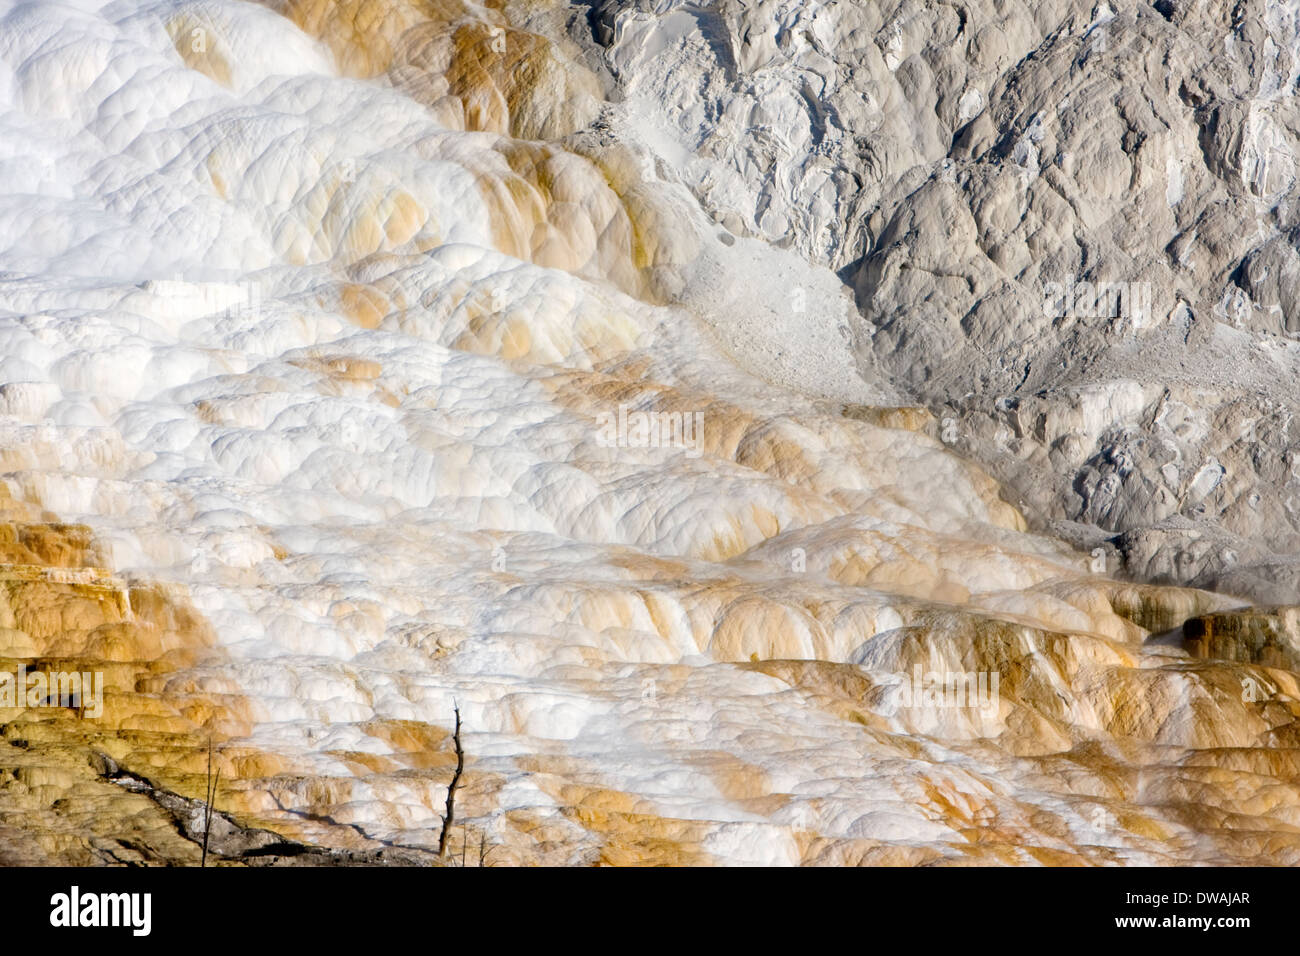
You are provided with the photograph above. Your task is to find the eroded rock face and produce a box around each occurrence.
[1184,605,1300,670]
[572,0,1300,601]
[0,0,1299,866]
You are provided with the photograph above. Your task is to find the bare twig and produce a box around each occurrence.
[201,738,220,867]
[479,831,487,867]
[437,704,464,860]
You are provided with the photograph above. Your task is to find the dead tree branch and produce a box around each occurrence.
[201,738,221,867]
[437,704,464,860]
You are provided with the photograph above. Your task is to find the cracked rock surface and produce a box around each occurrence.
[572,0,1300,601]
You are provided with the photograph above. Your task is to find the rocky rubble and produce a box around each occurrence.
[568,0,1300,601]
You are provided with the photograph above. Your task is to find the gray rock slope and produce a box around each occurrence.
[538,0,1300,603]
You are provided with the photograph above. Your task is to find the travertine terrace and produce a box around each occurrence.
[0,0,1298,865]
